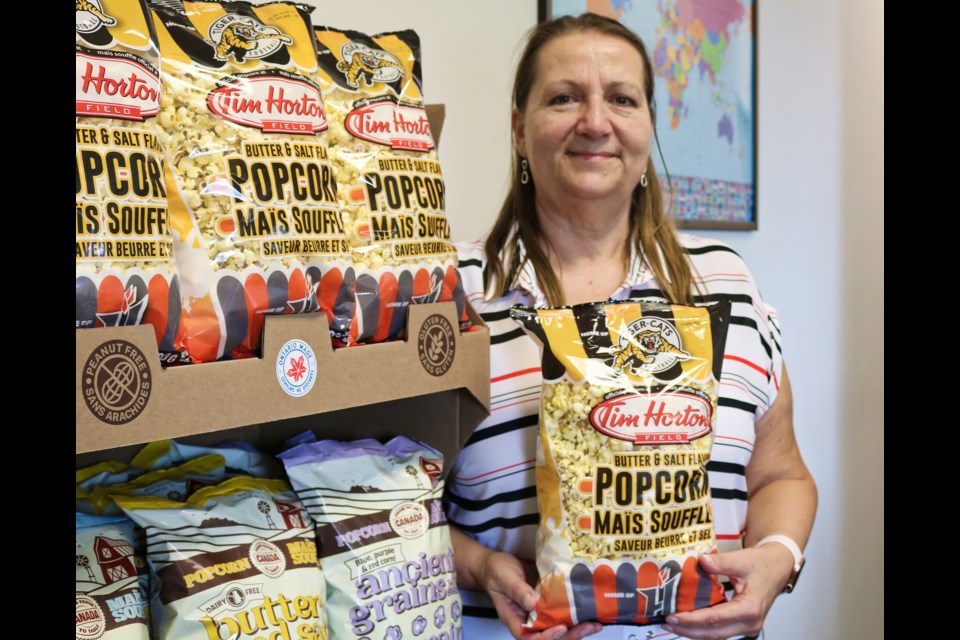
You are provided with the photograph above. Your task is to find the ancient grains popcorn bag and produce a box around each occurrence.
[76,513,150,640]
[312,27,469,345]
[511,300,731,630]
[115,476,327,640]
[278,436,462,640]
[149,0,353,362]
[76,0,181,357]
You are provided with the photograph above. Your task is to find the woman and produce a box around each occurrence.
[445,13,817,640]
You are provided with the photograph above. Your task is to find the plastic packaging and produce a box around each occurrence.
[76,512,150,640]
[149,0,352,362]
[313,27,469,345]
[511,299,731,629]
[76,0,181,359]
[115,476,327,639]
[279,436,462,640]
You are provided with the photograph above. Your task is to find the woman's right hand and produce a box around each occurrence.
[475,547,603,640]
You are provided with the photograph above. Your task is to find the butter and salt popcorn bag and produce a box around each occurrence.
[85,453,230,515]
[115,477,327,640]
[279,436,462,640]
[150,0,353,362]
[76,513,150,640]
[76,0,181,357]
[511,300,731,630]
[313,27,469,345]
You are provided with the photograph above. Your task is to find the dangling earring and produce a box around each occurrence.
[640,172,648,188]
[520,158,530,185]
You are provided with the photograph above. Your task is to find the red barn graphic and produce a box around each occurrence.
[274,499,308,528]
[94,536,135,585]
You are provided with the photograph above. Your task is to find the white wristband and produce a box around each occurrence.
[755,534,804,571]
[755,534,806,593]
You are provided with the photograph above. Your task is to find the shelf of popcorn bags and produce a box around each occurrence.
[76,86,490,469]
[76,4,486,637]
[76,299,490,467]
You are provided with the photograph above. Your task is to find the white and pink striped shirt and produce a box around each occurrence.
[446,233,782,640]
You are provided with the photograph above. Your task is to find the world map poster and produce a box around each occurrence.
[546,0,757,229]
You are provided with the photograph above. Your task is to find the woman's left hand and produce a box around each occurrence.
[661,544,794,640]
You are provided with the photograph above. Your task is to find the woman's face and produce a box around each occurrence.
[514,31,653,212]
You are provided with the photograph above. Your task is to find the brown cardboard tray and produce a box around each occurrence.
[76,301,489,468]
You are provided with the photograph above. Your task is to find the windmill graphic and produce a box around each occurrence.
[405,465,424,489]
[76,554,97,583]
[258,500,277,528]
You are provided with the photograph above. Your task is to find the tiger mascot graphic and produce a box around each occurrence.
[76,0,115,26]
[612,330,691,372]
[213,22,292,62]
[336,51,401,88]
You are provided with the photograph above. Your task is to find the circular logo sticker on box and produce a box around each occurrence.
[418,314,455,376]
[81,339,152,425]
[390,502,429,539]
[276,339,317,397]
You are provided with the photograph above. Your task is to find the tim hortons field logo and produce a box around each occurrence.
[337,43,403,88]
[610,317,691,375]
[208,14,292,63]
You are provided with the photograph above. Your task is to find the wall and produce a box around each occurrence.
[300,1,884,637]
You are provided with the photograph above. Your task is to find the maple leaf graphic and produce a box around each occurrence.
[286,355,307,382]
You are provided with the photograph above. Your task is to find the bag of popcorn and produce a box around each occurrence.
[149,0,353,362]
[511,299,731,630]
[76,512,150,640]
[129,437,282,478]
[86,452,229,515]
[278,436,462,640]
[76,0,181,359]
[115,476,327,640]
[312,27,469,345]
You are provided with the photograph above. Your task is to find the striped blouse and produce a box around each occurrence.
[446,233,783,640]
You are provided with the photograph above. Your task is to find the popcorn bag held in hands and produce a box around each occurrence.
[313,27,469,345]
[279,436,462,640]
[76,0,181,358]
[511,300,731,630]
[150,0,353,362]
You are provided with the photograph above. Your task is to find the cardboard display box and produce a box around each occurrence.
[76,104,489,470]
[76,301,490,469]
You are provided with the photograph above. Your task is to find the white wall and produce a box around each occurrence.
[301,1,884,637]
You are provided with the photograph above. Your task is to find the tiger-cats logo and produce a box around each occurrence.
[76,0,116,33]
[611,317,691,375]
[336,43,403,88]
[208,14,293,63]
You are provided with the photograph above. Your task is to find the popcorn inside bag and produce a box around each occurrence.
[76,0,181,357]
[511,299,731,630]
[149,0,353,362]
[313,27,469,345]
